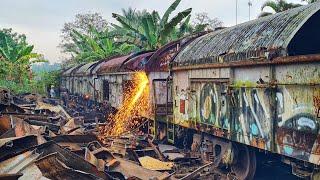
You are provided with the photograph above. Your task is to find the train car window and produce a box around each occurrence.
[154,81,167,105]
[103,80,110,101]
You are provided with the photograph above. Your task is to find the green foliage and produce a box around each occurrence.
[111,0,193,50]
[0,28,45,94]
[60,2,222,65]
[259,0,302,17]
[302,0,318,4]
[66,27,136,64]
[33,70,61,95]
[60,13,109,54]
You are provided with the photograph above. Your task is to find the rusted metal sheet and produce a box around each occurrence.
[74,61,99,77]
[0,115,11,135]
[172,57,320,165]
[113,157,166,179]
[121,51,154,71]
[36,141,106,178]
[0,135,39,162]
[62,63,86,77]
[173,53,320,71]
[0,150,40,174]
[97,55,131,74]
[146,31,209,72]
[51,134,100,151]
[36,153,102,180]
[89,55,123,76]
[173,3,320,67]
[84,148,105,171]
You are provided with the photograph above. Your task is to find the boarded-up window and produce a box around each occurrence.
[103,80,110,101]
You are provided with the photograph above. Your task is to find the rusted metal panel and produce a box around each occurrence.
[89,55,123,76]
[36,153,102,180]
[173,3,320,67]
[97,55,131,74]
[0,150,40,174]
[173,71,190,126]
[234,66,270,83]
[146,31,209,72]
[74,61,99,76]
[121,51,154,71]
[173,53,320,71]
[36,141,106,178]
[189,68,230,79]
[172,58,320,165]
[275,63,320,84]
[62,64,86,77]
[0,135,39,162]
[272,63,320,164]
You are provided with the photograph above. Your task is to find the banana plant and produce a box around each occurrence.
[0,31,45,83]
[259,0,302,17]
[69,27,135,63]
[111,0,192,50]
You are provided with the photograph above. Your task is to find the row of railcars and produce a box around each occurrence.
[61,2,320,179]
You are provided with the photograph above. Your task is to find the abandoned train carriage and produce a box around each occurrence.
[61,63,86,95]
[145,32,209,135]
[96,52,154,108]
[166,2,320,179]
[73,61,99,98]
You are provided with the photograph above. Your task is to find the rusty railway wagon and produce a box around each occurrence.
[159,2,320,179]
[60,2,320,179]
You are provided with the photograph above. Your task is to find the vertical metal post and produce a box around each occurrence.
[248,0,252,21]
[270,65,277,152]
[236,0,238,25]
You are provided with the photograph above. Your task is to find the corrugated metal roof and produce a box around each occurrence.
[62,64,85,76]
[146,32,209,72]
[121,52,154,71]
[173,2,320,67]
[97,55,131,74]
[74,61,98,76]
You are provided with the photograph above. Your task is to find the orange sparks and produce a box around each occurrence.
[101,71,150,137]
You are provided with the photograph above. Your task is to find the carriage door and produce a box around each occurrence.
[152,79,173,141]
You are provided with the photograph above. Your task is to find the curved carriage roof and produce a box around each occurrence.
[121,51,154,71]
[173,2,320,67]
[74,61,98,76]
[62,64,85,76]
[97,55,131,74]
[146,32,209,72]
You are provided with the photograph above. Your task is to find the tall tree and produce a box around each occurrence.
[0,29,45,92]
[259,0,302,17]
[0,29,44,85]
[67,27,136,64]
[193,12,223,31]
[59,13,109,54]
[111,0,192,50]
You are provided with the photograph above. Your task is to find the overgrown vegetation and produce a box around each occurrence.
[259,0,317,17]
[0,28,47,94]
[60,0,223,65]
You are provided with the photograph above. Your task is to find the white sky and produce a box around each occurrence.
[0,0,306,63]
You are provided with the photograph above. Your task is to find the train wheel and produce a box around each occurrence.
[231,144,256,180]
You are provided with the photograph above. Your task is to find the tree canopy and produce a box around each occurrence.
[0,28,46,93]
[259,0,316,17]
[60,0,223,65]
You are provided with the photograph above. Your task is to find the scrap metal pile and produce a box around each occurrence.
[0,88,224,180]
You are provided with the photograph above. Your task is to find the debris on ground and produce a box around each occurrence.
[0,88,223,180]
